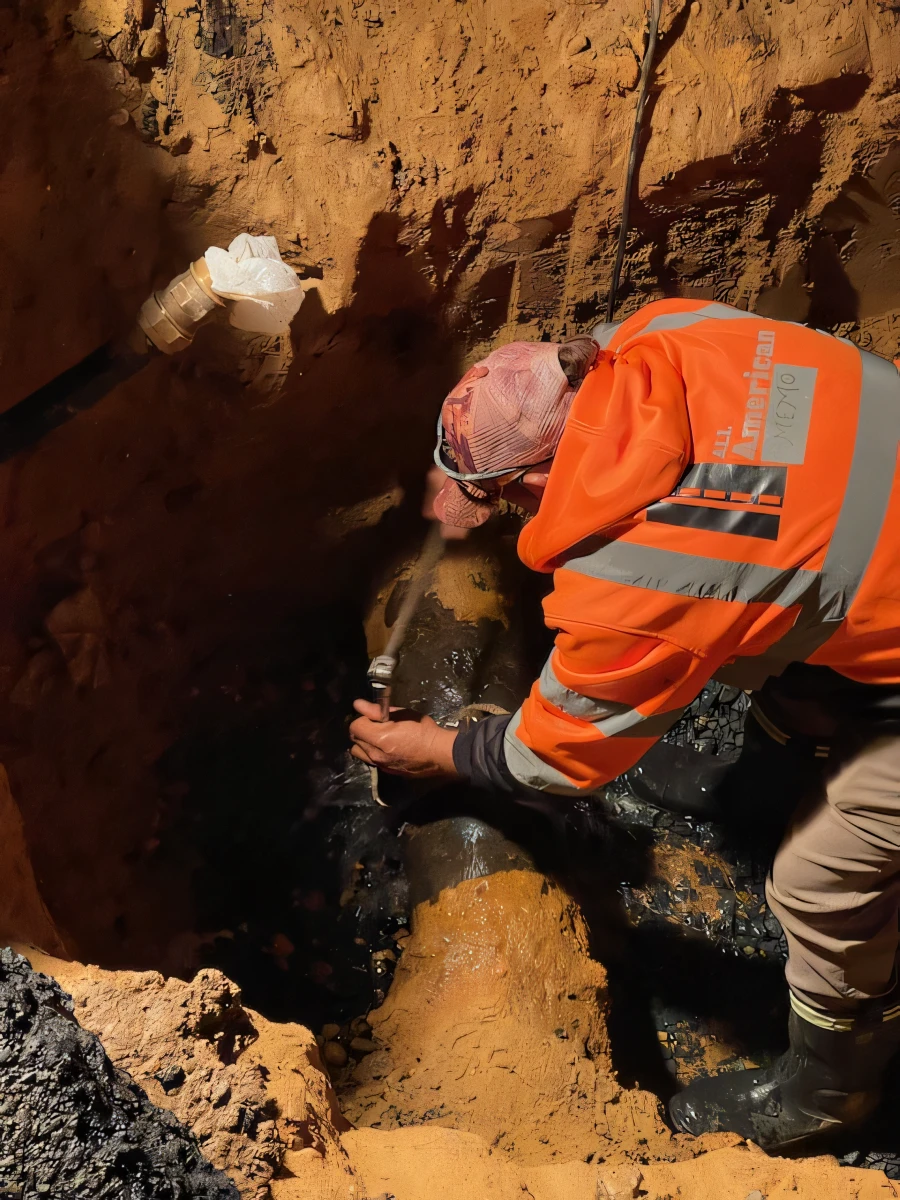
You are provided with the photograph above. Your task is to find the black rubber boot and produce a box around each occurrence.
[669,999,900,1152]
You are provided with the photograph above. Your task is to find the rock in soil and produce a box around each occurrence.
[323,1040,348,1068]
[0,947,237,1199]
[20,945,354,1200]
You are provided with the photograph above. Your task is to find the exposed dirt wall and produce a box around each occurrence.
[1,0,899,966]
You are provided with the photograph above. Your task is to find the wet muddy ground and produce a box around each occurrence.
[154,564,900,1179]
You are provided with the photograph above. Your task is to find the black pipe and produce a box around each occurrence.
[624,743,734,820]
[0,339,151,464]
[402,816,536,909]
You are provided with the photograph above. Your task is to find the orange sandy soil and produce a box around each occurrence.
[19,870,897,1199]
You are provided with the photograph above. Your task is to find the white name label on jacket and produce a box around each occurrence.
[761,365,817,465]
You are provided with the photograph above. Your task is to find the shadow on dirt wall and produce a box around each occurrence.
[589,61,872,325]
[0,3,522,991]
[0,4,202,405]
[2,199,484,975]
[0,0,205,953]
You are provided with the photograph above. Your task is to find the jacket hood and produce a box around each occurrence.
[517,344,692,571]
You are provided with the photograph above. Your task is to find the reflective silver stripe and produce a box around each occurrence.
[503,709,583,795]
[594,304,755,351]
[564,541,817,608]
[637,312,706,336]
[793,990,900,1032]
[590,321,621,348]
[539,656,621,719]
[538,657,684,738]
[638,302,758,338]
[776,348,900,661]
[677,461,786,500]
[815,349,899,619]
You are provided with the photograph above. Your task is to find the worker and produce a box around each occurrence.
[348,298,900,1152]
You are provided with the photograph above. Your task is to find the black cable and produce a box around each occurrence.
[605,0,664,324]
[0,341,150,464]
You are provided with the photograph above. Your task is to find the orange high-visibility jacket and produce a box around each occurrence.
[504,299,900,795]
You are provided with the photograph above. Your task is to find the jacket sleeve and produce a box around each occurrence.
[452,713,516,792]
[486,621,725,796]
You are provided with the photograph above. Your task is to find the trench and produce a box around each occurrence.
[118,519,900,1180]
[4,0,900,1193]
[6,233,900,1196]
[6,320,900,1189]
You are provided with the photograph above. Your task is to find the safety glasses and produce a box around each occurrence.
[454,468,532,504]
[432,411,541,489]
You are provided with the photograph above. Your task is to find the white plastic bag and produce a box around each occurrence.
[204,233,304,335]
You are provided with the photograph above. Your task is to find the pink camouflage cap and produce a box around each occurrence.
[433,341,578,528]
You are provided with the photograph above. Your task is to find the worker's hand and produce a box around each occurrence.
[422,465,470,541]
[349,699,459,778]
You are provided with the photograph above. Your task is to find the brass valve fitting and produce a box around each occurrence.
[137,257,225,355]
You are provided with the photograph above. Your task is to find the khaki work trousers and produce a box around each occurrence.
[765,732,900,1014]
